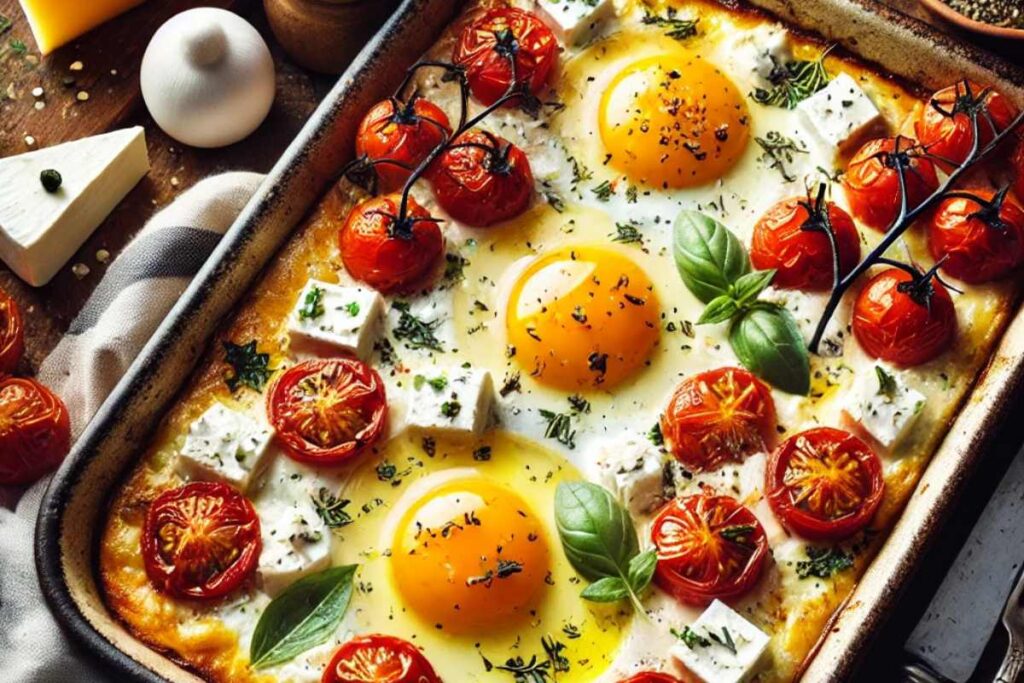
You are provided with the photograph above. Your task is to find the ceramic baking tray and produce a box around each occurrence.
[34,0,1024,681]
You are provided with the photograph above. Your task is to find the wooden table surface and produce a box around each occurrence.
[0,0,1021,681]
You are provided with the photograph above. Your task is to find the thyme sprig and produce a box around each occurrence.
[752,47,833,109]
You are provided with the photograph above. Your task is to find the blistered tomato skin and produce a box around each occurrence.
[619,674,682,683]
[927,190,1024,284]
[430,130,534,227]
[751,197,861,291]
[0,376,70,485]
[141,481,261,600]
[322,635,441,683]
[843,136,939,232]
[852,267,957,367]
[0,288,24,375]
[452,8,557,106]
[915,81,1018,169]
[355,97,452,193]
[339,194,445,294]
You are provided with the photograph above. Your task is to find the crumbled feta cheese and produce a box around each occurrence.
[257,498,333,597]
[846,364,926,449]
[593,433,669,517]
[405,366,495,436]
[287,279,384,361]
[534,0,615,46]
[177,403,274,492]
[672,600,771,683]
[797,72,883,152]
[760,286,847,357]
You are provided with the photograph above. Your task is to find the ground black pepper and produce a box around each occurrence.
[944,0,1023,28]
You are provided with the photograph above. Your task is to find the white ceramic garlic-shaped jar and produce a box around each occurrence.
[141,8,276,148]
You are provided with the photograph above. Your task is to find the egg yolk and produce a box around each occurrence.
[390,477,550,632]
[599,54,750,188]
[506,245,659,391]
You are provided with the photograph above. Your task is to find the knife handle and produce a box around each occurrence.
[903,661,948,683]
[995,637,1024,683]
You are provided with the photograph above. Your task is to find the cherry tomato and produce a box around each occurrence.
[452,8,557,106]
[267,358,387,465]
[843,136,939,232]
[0,288,24,375]
[915,81,1018,168]
[750,196,861,291]
[766,427,884,541]
[927,189,1024,283]
[0,376,70,484]
[339,194,444,294]
[852,267,957,366]
[652,494,768,606]
[355,97,452,193]
[620,673,681,683]
[660,367,776,473]
[429,130,534,227]
[322,634,441,683]
[141,481,261,600]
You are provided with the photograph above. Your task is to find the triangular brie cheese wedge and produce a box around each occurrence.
[0,127,149,286]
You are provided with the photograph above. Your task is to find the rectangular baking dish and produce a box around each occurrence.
[34,1,1024,681]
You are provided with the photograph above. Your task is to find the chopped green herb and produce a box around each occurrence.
[875,365,898,400]
[414,374,448,392]
[223,340,273,392]
[311,488,353,530]
[569,156,593,185]
[567,394,591,414]
[298,286,325,320]
[540,409,576,449]
[591,180,614,201]
[752,48,832,109]
[375,462,398,481]
[9,38,27,55]
[392,302,444,351]
[611,221,644,245]
[40,169,62,193]
[441,400,462,419]
[719,524,757,546]
[796,545,854,579]
[443,253,469,286]
[673,625,711,649]
[343,301,360,317]
[642,8,699,41]
[499,371,522,397]
[648,422,664,446]
[625,185,639,203]
[755,131,807,182]
[708,626,737,655]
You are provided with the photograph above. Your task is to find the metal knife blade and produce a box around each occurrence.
[904,444,1024,682]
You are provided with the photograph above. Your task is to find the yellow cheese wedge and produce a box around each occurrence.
[18,0,146,55]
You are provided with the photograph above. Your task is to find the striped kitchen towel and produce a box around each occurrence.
[0,171,264,683]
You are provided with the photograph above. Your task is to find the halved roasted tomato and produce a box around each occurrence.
[322,634,441,683]
[0,288,24,375]
[141,481,261,600]
[267,358,387,465]
[660,367,776,472]
[651,494,768,606]
[915,80,1018,168]
[452,7,557,106]
[766,427,884,541]
[620,673,682,683]
[0,376,71,484]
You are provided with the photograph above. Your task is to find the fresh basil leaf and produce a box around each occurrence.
[250,565,357,669]
[729,304,810,395]
[697,295,740,325]
[580,576,630,602]
[732,269,776,305]
[627,549,657,593]
[554,482,639,582]
[673,210,750,304]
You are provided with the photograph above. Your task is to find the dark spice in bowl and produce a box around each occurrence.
[941,0,1023,28]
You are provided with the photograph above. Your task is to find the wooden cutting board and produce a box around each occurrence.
[0,0,330,369]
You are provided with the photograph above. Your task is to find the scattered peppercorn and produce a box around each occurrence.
[40,169,62,193]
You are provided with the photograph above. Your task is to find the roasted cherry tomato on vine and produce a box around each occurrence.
[429,130,534,227]
[0,376,70,484]
[652,494,768,606]
[268,357,387,465]
[619,673,682,683]
[750,195,861,291]
[766,427,884,541]
[915,80,1018,168]
[660,367,776,473]
[339,194,444,294]
[0,288,24,375]
[355,97,452,193]
[141,481,261,600]
[843,136,939,232]
[452,7,557,107]
[852,267,957,366]
[322,634,441,683]
[927,188,1024,283]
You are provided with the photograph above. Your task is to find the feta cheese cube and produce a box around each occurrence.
[846,364,926,448]
[405,366,495,436]
[287,279,384,361]
[257,498,333,596]
[797,73,883,152]
[534,0,615,46]
[729,24,792,89]
[672,600,771,683]
[594,434,668,517]
[177,403,274,492]
[760,286,848,357]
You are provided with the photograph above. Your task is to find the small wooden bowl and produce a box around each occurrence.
[918,0,1024,41]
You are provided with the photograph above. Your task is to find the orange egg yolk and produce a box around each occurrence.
[390,477,550,632]
[506,245,660,391]
[599,54,750,188]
